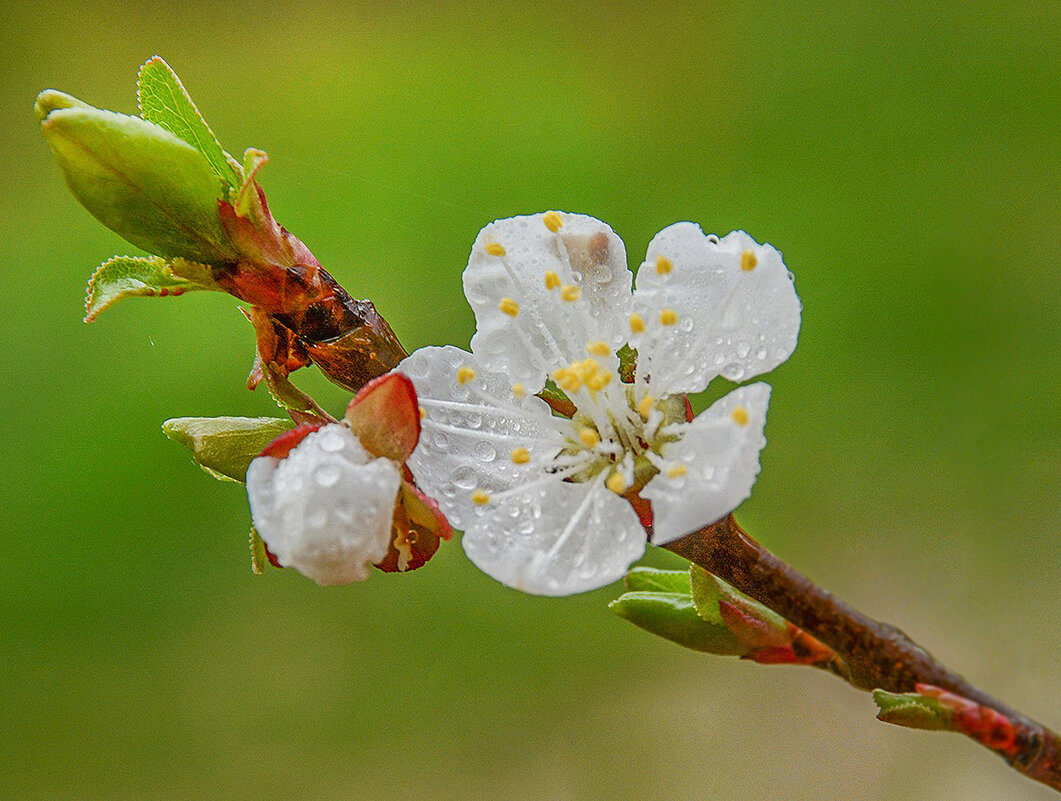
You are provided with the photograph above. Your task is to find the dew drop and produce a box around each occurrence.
[314,464,341,488]
[475,441,497,462]
[452,465,477,490]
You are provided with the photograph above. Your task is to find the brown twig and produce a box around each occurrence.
[664,514,1061,793]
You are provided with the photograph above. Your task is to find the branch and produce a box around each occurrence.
[663,514,1061,793]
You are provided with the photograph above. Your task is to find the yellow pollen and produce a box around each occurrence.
[606,471,628,494]
[575,358,599,380]
[667,463,687,478]
[499,297,520,317]
[457,366,477,385]
[629,313,645,333]
[471,489,491,505]
[511,447,531,464]
[741,249,757,271]
[485,242,506,257]
[543,211,564,232]
[544,270,561,290]
[655,255,673,274]
[587,371,612,391]
[512,383,526,398]
[586,340,610,357]
[578,427,600,448]
[419,406,426,420]
[732,406,749,426]
[660,308,678,326]
[552,367,583,393]
[637,394,655,420]
[561,284,581,302]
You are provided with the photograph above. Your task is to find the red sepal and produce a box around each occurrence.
[345,372,421,462]
[374,480,453,573]
[258,423,322,460]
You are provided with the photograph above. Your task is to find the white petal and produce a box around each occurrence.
[398,345,564,530]
[462,474,646,596]
[246,424,401,585]
[631,224,801,396]
[465,212,632,391]
[643,383,772,545]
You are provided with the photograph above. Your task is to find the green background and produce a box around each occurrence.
[2,2,1058,799]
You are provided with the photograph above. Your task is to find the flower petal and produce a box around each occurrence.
[246,424,401,585]
[642,383,772,545]
[632,224,800,396]
[462,475,647,596]
[465,212,632,391]
[398,345,565,530]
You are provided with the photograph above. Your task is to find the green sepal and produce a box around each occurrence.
[161,416,295,482]
[623,566,691,594]
[136,56,242,191]
[249,526,270,575]
[38,95,235,264]
[84,255,219,322]
[608,591,745,655]
[872,690,951,731]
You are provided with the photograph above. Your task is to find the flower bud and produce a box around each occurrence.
[246,424,402,585]
[37,90,236,264]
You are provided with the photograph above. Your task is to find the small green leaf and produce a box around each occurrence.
[249,526,269,575]
[624,566,691,594]
[39,99,235,263]
[137,57,241,190]
[690,565,788,630]
[84,255,218,322]
[873,689,951,731]
[235,148,269,219]
[162,416,295,482]
[609,591,746,655]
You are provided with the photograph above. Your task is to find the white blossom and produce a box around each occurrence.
[246,424,401,585]
[400,212,800,596]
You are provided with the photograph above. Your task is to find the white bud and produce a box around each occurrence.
[246,424,400,585]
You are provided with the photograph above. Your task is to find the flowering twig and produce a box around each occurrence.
[664,514,1061,792]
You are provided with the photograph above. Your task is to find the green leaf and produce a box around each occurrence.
[84,255,219,322]
[690,565,787,630]
[873,689,951,731]
[624,566,691,594]
[161,416,295,482]
[137,57,241,190]
[608,591,746,655]
[249,526,270,575]
[38,98,235,263]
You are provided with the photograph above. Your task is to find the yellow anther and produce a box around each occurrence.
[606,471,628,494]
[561,284,581,302]
[544,270,561,290]
[660,308,678,326]
[655,255,673,274]
[586,340,610,357]
[667,463,687,478]
[575,358,599,380]
[741,249,757,271]
[457,366,477,385]
[511,447,531,464]
[637,394,655,420]
[499,297,520,317]
[512,383,526,398]
[543,211,564,232]
[552,367,583,393]
[485,242,506,257]
[732,406,749,426]
[471,489,491,505]
[629,313,645,333]
[586,371,612,391]
[419,406,426,420]
[578,427,600,448]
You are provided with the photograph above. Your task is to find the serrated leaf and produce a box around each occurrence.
[39,101,235,263]
[690,565,787,630]
[873,689,951,731]
[162,416,295,482]
[249,526,269,574]
[624,567,691,594]
[84,255,218,322]
[137,56,241,190]
[608,591,746,655]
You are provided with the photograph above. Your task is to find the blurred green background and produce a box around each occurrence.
[2,2,1059,799]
